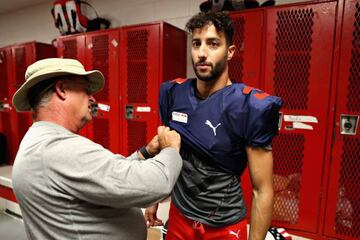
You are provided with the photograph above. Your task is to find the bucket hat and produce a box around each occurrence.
[12,58,104,112]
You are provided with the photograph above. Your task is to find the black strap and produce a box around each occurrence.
[139,146,153,159]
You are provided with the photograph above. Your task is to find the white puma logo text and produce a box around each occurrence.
[205,120,221,136]
[229,230,240,239]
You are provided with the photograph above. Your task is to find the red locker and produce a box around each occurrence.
[324,0,360,239]
[230,9,263,87]
[0,47,14,164]
[58,29,122,152]
[57,34,88,137]
[1,42,56,165]
[262,1,337,233]
[85,29,121,153]
[119,22,186,155]
[57,34,86,63]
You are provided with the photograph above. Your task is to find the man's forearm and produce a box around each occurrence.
[248,189,274,240]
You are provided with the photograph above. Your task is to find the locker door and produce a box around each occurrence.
[57,34,86,63]
[0,48,11,101]
[230,10,263,88]
[0,48,14,164]
[262,1,337,232]
[120,24,160,156]
[10,44,34,164]
[324,1,360,239]
[57,35,88,137]
[85,29,121,153]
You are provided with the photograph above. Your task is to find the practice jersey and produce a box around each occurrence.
[159,78,282,227]
[159,78,282,175]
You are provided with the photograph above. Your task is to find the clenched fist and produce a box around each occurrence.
[157,126,180,152]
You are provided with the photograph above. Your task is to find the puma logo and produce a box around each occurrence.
[205,120,221,136]
[229,230,240,239]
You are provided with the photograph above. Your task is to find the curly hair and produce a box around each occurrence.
[185,11,234,46]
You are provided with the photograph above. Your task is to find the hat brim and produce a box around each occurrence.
[12,70,104,112]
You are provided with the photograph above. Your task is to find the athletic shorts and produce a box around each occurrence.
[166,203,248,240]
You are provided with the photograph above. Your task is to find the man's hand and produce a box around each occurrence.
[157,126,180,152]
[146,135,160,156]
[144,203,163,227]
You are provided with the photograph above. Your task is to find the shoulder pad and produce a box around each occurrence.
[171,78,188,84]
[242,86,270,100]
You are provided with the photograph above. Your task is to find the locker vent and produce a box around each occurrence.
[127,30,148,103]
[272,133,305,224]
[0,51,9,99]
[92,35,109,102]
[347,2,360,113]
[335,137,360,238]
[127,121,147,155]
[93,118,110,150]
[229,16,245,83]
[63,39,78,59]
[15,47,26,89]
[273,9,314,110]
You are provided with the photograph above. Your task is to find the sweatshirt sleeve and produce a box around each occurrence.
[45,135,182,208]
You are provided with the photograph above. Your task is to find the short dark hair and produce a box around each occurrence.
[185,11,234,46]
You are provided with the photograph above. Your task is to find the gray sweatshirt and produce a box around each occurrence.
[12,121,182,240]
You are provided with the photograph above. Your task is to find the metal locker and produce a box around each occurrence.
[10,44,34,160]
[84,29,121,153]
[262,1,337,233]
[57,34,86,63]
[230,9,263,87]
[8,42,56,165]
[324,0,360,239]
[119,22,186,156]
[0,47,14,164]
[57,34,88,138]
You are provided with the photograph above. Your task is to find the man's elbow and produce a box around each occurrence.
[151,181,174,199]
[252,185,274,201]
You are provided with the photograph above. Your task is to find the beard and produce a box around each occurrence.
[192,55,227,82]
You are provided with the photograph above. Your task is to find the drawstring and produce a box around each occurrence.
[192,176,238,238]
[193,221,205,239]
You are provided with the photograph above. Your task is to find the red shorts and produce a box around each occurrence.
[166,203,248,240]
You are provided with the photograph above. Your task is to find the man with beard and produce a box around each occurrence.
[145,11,282,240]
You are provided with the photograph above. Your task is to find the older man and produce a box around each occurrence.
[11,58,182,240]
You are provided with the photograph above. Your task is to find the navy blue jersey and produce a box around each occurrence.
[159,78,282,175]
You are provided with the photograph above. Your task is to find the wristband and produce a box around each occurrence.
[139,146,153,159]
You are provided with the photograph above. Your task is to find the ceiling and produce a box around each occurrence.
[0,0,50,14]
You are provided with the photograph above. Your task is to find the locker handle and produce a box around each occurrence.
[340,114,359,135]
[125,105,134,119]
[0,102,11,111]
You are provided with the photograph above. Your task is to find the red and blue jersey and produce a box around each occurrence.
[159,78,282,175]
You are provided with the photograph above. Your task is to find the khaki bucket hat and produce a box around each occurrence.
[12,58,105,112]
